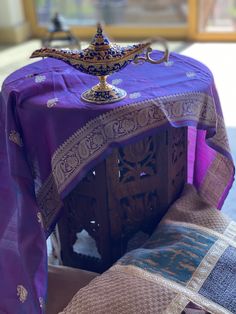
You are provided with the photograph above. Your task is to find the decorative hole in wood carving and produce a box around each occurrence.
[118,136,157,183]
[73,229,101,259]
[81,170,96,183]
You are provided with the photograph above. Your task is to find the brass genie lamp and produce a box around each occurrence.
[31,23,169,104]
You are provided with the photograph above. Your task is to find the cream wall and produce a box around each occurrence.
[0,0,30,44]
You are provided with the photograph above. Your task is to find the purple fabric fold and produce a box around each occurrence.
[0,50,234,313]
[0,92,47,313]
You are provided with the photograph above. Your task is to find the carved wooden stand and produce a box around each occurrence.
[56,126,187,273]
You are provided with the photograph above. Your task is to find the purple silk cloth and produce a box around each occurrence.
[0,50,234,313]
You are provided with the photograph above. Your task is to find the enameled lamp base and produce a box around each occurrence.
[81,76,127,104]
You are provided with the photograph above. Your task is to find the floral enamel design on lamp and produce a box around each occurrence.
[31,23,169,104]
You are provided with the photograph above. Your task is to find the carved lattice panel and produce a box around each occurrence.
[58,163,112,272]
[57,126,187,272]
[107,134,162,245]
[168,127,187,202]
[118,136,157,183]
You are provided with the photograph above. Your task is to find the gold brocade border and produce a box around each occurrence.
[167,221,236,314]
[199,154,233,208]
[112,256,229,314]
[113,222,236,314]
[51,92,216,167]
[35,92,232,230]
[209,115,230,152]
[224,221,236,241]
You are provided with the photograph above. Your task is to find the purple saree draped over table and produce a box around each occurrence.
[0,50,234,313]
